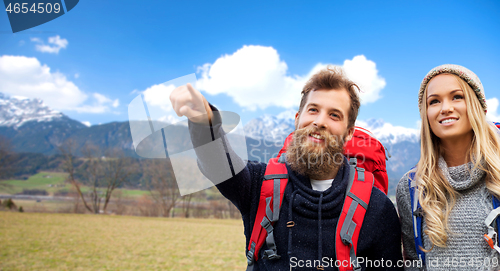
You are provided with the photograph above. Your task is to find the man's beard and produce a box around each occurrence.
[285,126,346,180]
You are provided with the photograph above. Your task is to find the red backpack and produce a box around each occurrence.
[246,127,388,271]
[274,127,389,194]
[344,126,389,194]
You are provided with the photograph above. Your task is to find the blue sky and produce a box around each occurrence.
[0,0,499,129]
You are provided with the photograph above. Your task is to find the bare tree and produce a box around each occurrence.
[101,149,134,213]
[60,141,134,214]
[81,143,103,214]
[0,136,14,191]
[59,139,93,213]
[181,193,194,218]
[144,159,180,217]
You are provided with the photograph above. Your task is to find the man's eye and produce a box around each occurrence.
[308,108,317,112]
[330,113,339,118]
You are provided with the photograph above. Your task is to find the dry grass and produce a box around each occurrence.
[0,212,246,270]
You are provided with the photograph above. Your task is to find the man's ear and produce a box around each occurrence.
[344,126,355,142]
[294,111,300,129]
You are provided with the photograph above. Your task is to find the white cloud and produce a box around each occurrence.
[196,45,300,110]
[12,95,29,100]
[94,93,111,104]
[31,35,68,54]
[141,83,186,124]
[343,55,386,104]
[142,83,177,112]
[195,45,386,110]
[137,45,387,123]
[81,121,91,127]
[486,98,500,121]
[0,55,118,114]
[0,55,87,110]
[73,93,120,113]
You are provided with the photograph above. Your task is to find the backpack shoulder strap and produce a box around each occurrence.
[484,195,500,249]
[492,196,500,218]
[408,170,425,264]
[336,158,374,271]
[493,196,500,245]
[246,155,288,267]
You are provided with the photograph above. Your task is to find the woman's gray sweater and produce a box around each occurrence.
[396,157,500,270]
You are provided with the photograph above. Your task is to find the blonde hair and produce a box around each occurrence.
[416,73,500,249]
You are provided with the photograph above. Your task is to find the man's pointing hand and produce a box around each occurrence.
[170,83,213,125]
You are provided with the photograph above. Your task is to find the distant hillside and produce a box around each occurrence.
[0,93,422,195]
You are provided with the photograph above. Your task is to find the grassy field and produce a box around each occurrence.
[0,171,149,198]
[0,212,247,270]
[0,172,68,194]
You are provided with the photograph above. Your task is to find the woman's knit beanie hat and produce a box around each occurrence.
[418,64,487,113]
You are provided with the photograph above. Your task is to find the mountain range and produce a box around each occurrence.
[243,110,421,179]
[0,94,421,194]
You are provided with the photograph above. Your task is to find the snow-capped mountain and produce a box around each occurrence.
[0,93,89,154]
[243,109,296,142]
[243,110,420,146]
[243,112,422,193]
[0,93,64,129]
[355,119,420,145]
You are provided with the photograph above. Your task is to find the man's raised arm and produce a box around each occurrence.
[169,83,257,215]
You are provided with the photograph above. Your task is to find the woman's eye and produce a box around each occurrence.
[453,95,464,100]
[429,99,438,105]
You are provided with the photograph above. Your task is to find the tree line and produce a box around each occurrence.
[0,136,240,219]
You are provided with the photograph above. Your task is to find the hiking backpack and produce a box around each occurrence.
[408,122,500,265]
[345,126,389,194]
[246,126,388,271]
[274,127,389,194]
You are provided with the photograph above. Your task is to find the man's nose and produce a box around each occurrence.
[313,113,328,129]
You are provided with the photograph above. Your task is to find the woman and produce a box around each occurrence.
[396,64,500,271]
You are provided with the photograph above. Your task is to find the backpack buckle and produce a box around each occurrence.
[261,217,272,231]
[413,207,423,217]
[349,158,357,166]
[263,250,281,260]
[247,242,256,265]
[484,234,495,249]
[278,155,286,163]
[246,252,254,265]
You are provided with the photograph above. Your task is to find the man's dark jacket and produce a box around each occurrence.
[189,108,403,270]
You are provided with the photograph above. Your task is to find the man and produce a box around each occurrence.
[170,67,402,270]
